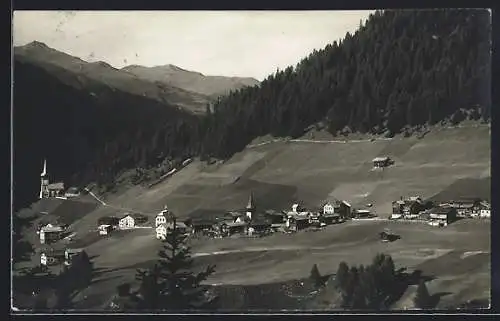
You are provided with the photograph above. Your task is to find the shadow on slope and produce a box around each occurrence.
[428,177,491,202]
[48,200,99,226]
[170,178,297,215]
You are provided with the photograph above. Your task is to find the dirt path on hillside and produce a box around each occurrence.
[192,245,332,257]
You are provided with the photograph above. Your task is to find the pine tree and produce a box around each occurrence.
[310,264,324,288]
[137,215,216,311]
[414,280,432,309]
[335,261,350,290]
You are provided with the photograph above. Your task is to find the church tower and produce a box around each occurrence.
[246,192,256,220]
[39,159,49,199]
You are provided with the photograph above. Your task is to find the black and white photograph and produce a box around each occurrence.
[11,9,491,312]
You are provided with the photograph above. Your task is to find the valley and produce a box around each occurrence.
[15,125,491,310]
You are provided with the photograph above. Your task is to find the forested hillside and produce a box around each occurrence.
[13,9,491,210]
[201,9,491,158]
[13,59,200,211]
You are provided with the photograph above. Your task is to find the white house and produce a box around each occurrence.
[480,201,491,218]
[40,253,48,266]
[156,224,167,240]
[39,224,64,244]
[118,215,135,229]
[323,203,334,215]
[156,212,167,227]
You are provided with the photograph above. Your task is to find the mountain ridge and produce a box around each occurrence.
[121,64,260,98]
[14,41,211,114]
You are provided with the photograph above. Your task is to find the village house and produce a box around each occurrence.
[119,214,135,229]
[479,201,491,218]
[156,220,190,240]
[248,216,272,236]
[219,221,247,237]
[320,213,341,225]
[403,198,424,219]
[391,200,405,219]
[372,156,393,169]
[64,248,84,266]
[64,187,81,198]
[39,224,65,244]
[323,200,352,218]
[308,211,322,227]
[286,215,310,232]
[155,207,170,227]
[118,213,148,229]
[98,224,113,236]
[97,216,120,228]
[40,248,66,266]
[156,224,167,240]
[190,219,217,235]
[391,196,424,219]
[354,209,373,218]
[441,197,481,217]
[428,207,457,227]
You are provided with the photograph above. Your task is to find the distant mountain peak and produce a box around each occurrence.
[123,64,260,97]
[89,61,115,69]
[24,41,50,49]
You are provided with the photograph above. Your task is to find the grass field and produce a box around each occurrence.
[15,125,491,310]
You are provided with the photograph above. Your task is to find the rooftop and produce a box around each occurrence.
[41,224,64,232]
[47,182,65,190]
[372,156,389,162]
[430,207,454,215]
[66,187,80,194]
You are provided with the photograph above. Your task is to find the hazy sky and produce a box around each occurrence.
[13,11,373,81]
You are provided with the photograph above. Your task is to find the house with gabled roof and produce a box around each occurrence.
[118,214,135,229]
[322,199,351,218]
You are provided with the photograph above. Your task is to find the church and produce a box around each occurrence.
[39,159,65,199]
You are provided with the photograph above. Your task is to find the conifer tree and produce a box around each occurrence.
[414,280,432,309]
[310,264,324,288]
[135,215,216,311]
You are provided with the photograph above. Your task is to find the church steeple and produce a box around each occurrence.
[40,159,47,177]
[245,192,255,220]
[39,159,49,199]
[246,192,255,210]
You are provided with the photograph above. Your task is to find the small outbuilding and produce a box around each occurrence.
[99,224,113,235]
[64,187,81,198]
[372,156,393,169]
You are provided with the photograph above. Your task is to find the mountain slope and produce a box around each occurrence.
[14,9,492,212]
[200,9,491,159]
[14,42,211,114]
[122,64,260,98]
[13,57,201,211]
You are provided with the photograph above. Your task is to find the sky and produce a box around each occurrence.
[13,11,373,81]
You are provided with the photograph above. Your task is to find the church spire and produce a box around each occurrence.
[40,159,47,177]
[246,192,255,210]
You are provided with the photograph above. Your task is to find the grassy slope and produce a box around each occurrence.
[17,125,491,309]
